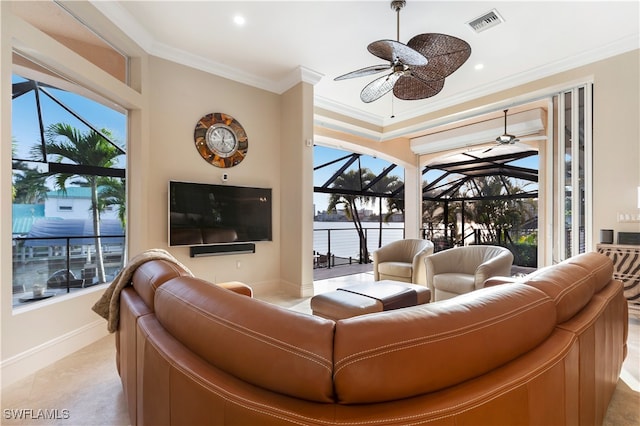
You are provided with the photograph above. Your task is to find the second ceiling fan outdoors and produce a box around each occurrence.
[335,0,472,103]
[482,109,548,154]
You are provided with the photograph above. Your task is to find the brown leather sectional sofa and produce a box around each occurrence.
[116,251,627,425]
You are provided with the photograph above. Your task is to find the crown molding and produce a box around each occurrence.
[314,95,385,127]
[151,40,279,92]
[93,0,323,95]
[314,113,384,142]
[89,0,154,51]
[277,66,324,94]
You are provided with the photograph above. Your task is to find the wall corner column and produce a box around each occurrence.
[280,82,315,297]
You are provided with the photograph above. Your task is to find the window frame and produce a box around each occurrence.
[8,9,135,310]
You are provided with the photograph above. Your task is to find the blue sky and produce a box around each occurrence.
[313,145,404,214]
[11,74,126,170]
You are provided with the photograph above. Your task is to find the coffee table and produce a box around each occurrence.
[310,280,431,320]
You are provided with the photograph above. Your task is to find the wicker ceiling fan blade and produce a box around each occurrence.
[360,72,401,103]
[368,39,428,66]
[407,33,471,79]
[393,75,444,101]
[334,64,391,81]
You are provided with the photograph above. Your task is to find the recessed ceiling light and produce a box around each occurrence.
[474,63,484,70]
[233,15,246,26]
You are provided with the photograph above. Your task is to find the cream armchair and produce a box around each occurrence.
[425,245,514,301]
[372,239,434,285]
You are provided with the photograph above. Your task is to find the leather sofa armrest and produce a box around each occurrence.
[216,281,253,297]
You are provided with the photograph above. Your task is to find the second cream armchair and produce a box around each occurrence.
[425,245,514,301]
[372,239,434,285]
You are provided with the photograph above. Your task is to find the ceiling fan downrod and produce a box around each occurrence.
[391,0,406,42]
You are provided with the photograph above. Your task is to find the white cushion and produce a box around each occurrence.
[433,273,475,294]
[378,262,412,279]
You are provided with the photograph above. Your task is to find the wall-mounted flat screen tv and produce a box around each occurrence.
[169,181,272,247]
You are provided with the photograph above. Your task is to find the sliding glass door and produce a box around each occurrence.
[553,85,592,262]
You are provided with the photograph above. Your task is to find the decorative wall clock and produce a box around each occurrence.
[194,112,248,168]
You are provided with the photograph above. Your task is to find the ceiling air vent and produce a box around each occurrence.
[468,9,504,33]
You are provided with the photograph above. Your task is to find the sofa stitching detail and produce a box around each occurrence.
[135,267,152,287]
[157,287,333,372]
[140,322,331,424]
[335,296,549,367]
[150,262,187,291]
[552,273,592,306]
[145,323,575,425]
[381,335,577,426]
[334,297,551,374]
[557,283,619,334]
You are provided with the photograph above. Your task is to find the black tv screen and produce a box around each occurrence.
[169,181,272,247]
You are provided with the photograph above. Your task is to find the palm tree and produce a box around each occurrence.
[370,174,403,248]
[467,176,533,244]
[13,165,49,204]
[99,177,127,263]
[43,123,123,283]
[327,168,376,263]
[99,177,126,228]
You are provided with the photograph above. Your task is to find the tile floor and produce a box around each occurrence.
[1,272,638,425]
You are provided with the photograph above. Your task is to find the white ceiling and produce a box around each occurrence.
[92,1,639,129]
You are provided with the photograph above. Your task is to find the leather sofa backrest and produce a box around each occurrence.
[131,259,191,311]
[563,251,614,293]
[332,283,556,403]
[154,276,337,403]
[522,258,601,323]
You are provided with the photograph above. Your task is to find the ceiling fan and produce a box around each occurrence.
[483,109,521,153]
[335,0,471,103]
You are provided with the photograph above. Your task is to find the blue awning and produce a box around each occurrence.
[12,204,46,235]
[23,219,124,246]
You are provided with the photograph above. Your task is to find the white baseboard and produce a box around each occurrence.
[1,319,109,389]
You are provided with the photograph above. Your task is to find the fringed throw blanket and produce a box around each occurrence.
[92,248,193,333]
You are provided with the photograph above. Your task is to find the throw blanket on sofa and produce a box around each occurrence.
[92,248,193,333]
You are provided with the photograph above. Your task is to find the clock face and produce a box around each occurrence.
[194,113,248,168]
[205,125,238,158]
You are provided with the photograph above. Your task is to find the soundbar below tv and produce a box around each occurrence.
[168,180,272,247]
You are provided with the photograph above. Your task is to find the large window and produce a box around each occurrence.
[313,145,405,265]
[11,68,127,307]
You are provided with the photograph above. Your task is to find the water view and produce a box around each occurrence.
[313,221,404,261]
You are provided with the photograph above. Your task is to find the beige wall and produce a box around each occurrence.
[142,56,283,289]
[590,51,640,236]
